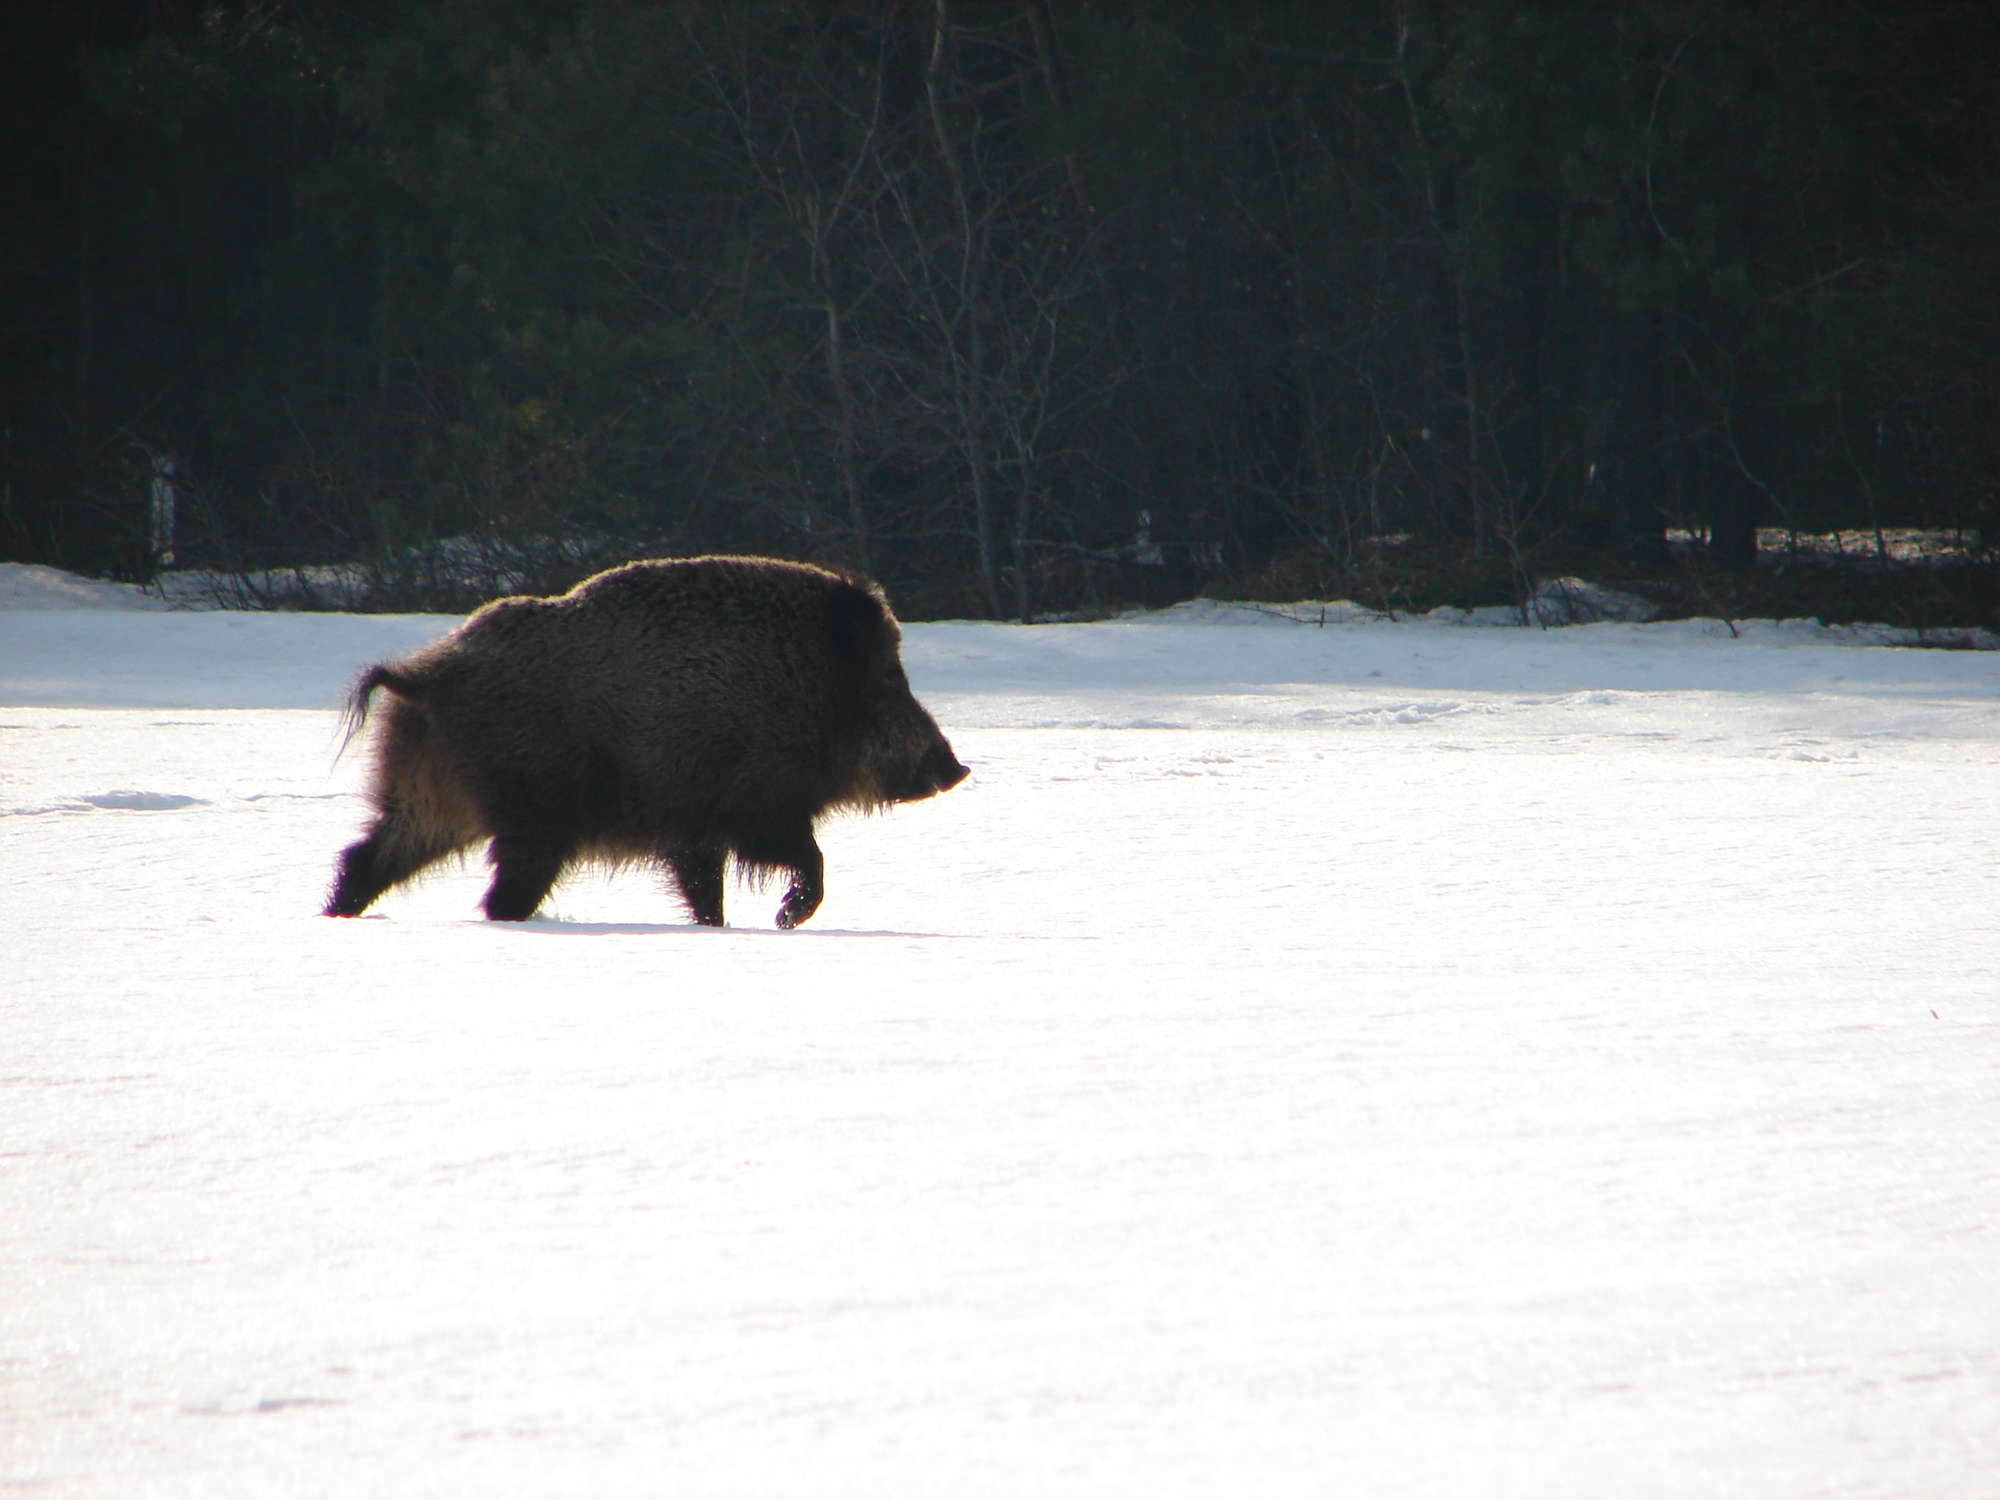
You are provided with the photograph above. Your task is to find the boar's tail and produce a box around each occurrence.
[335,664,425,757]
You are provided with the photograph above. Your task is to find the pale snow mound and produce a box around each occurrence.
[1149,577,1661,629]
[1146,589,1996,648]
[6,559,1996,648]
[0,562,173,611]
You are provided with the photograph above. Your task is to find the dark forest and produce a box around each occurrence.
[5,0,1997,623]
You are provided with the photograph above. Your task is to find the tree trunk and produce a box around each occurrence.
[926,0,1003,617]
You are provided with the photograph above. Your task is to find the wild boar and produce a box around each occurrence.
[323,555,967,927]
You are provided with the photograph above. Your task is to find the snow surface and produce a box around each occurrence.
[3,561,1997,1498]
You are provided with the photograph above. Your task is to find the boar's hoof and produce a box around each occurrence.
[776,879,823,930]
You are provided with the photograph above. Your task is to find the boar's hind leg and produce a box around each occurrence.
[663,848,726,927]
[325,813,465,917]
[481,828,577,922]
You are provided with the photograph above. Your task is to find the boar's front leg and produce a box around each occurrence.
[664,847,726,927]
[733,814,824,930]
[774,849,823,930]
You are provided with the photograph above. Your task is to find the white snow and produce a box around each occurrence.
[3,563,1997,1498]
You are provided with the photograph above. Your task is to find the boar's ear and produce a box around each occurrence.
[824,581,888,676]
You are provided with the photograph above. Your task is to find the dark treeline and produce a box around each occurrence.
[5,0,1998,621]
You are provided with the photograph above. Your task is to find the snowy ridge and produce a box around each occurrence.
[0,561,176,610]
[3,564,1997,1499]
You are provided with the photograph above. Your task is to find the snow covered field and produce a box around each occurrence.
[4,561,1997,1498]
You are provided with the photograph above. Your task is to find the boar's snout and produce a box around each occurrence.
[893,738,969,803]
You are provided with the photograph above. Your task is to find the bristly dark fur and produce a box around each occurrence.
[323,555,966,928]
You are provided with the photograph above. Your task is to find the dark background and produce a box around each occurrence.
[5,0,1996,623]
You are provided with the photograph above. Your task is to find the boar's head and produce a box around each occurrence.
[828,582,969,808]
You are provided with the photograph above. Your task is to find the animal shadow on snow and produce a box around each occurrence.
[492,917,970,941]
